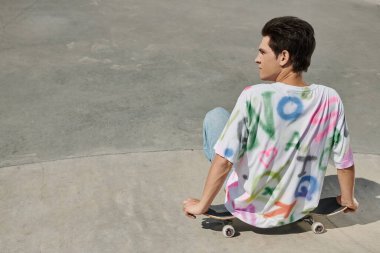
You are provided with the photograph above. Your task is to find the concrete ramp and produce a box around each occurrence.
[1,151,379,252]
[1,0,380,252]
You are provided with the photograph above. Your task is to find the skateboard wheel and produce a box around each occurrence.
[311,222,325,234]
[222,225,235,238]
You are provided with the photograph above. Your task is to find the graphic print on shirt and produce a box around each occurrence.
[319,146,331,172]
[259,147,278,169]
[297,155,317,177]
[294,175,319,201]
[245,160,290,203]
[319,127,341,172]
[277,96,304,121]
[310,96,339,142]
[333,127,342,147]
[215,84,354,228]
[237,117,249,159]
[263,200,297,218]
[245,91,275,153]
[285,131,301,151]
[301,87,313,100]
[225,160,291,222]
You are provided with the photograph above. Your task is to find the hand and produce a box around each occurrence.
[182,198,208,219]
[336,195,359,213]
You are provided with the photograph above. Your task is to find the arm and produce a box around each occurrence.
[336,164,359,212]
[183,154,232,218]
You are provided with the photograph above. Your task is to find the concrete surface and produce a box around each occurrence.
[1,151,380,252]
[1,0,380,252]
[1,0,380,168]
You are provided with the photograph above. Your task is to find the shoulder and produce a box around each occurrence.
[313,84,345,111]
[313,83,341,97]
[244,83,273,91]
[241,83,274,96]
[237,84,273,103]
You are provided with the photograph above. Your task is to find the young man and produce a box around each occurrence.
[183,16,358,228]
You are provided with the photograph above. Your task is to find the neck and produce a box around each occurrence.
[275,69,307,87]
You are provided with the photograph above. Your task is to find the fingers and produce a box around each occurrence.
[182,198,199,219]
[183,198,199,205]
[336,195,359,213]
[182,205,197,219]
[344,207,356,213]
[186,212,196,219]
[347,203,359,213]
[342,200,359,213]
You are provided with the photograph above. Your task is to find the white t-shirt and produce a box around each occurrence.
[214,82,354,228]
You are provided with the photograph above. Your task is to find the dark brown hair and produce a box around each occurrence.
[262,16,316,73]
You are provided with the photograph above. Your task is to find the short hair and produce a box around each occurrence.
[261,16,316,73]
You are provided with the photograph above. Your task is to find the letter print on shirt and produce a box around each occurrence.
[245,91,275,152]
[310,97,339,142]
[294,175,318,201]
[277,96,304,121]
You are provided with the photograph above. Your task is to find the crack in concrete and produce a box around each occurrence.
[0,147,204,169]
[0,149,379,170]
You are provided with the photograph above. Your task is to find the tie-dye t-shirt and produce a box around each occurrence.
[214,82,354,228]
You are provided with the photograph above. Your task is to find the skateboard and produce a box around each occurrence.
[204,197,347,237]
[302,196,347,234]
[204,204,236,238]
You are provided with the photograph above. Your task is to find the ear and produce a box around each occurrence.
[278,50,290,67]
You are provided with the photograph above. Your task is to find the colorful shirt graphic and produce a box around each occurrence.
[214,82,354,228]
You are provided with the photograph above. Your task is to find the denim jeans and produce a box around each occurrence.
[202,107,231,161]
[203,107,232,188]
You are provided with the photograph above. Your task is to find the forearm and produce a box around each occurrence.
[337,164,355,205]
[199,154,232,210]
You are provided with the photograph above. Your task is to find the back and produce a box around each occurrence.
[214,82,354,228]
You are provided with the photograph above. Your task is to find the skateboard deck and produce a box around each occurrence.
[204,204,235,237]
[310,196,347,216]
[203,197,346,237]
[302,196,347,234]
[204,204,234,220]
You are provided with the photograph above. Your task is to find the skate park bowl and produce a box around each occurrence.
[1,0,379,252]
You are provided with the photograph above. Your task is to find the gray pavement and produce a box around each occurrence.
[1,0,380,252]
[1,151,380,252]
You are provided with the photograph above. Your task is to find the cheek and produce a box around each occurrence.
[262,58,272,69]
[264,59,278,70]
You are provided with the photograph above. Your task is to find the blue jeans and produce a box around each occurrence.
[202,107,231,162]
[203,107,232,189]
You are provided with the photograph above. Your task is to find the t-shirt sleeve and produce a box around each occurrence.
[330,100,354,169]
[214,90,248,164]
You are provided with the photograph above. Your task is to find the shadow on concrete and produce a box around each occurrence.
[201,218,306,236]
[201,175,380,236]
[320,175,380,227]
